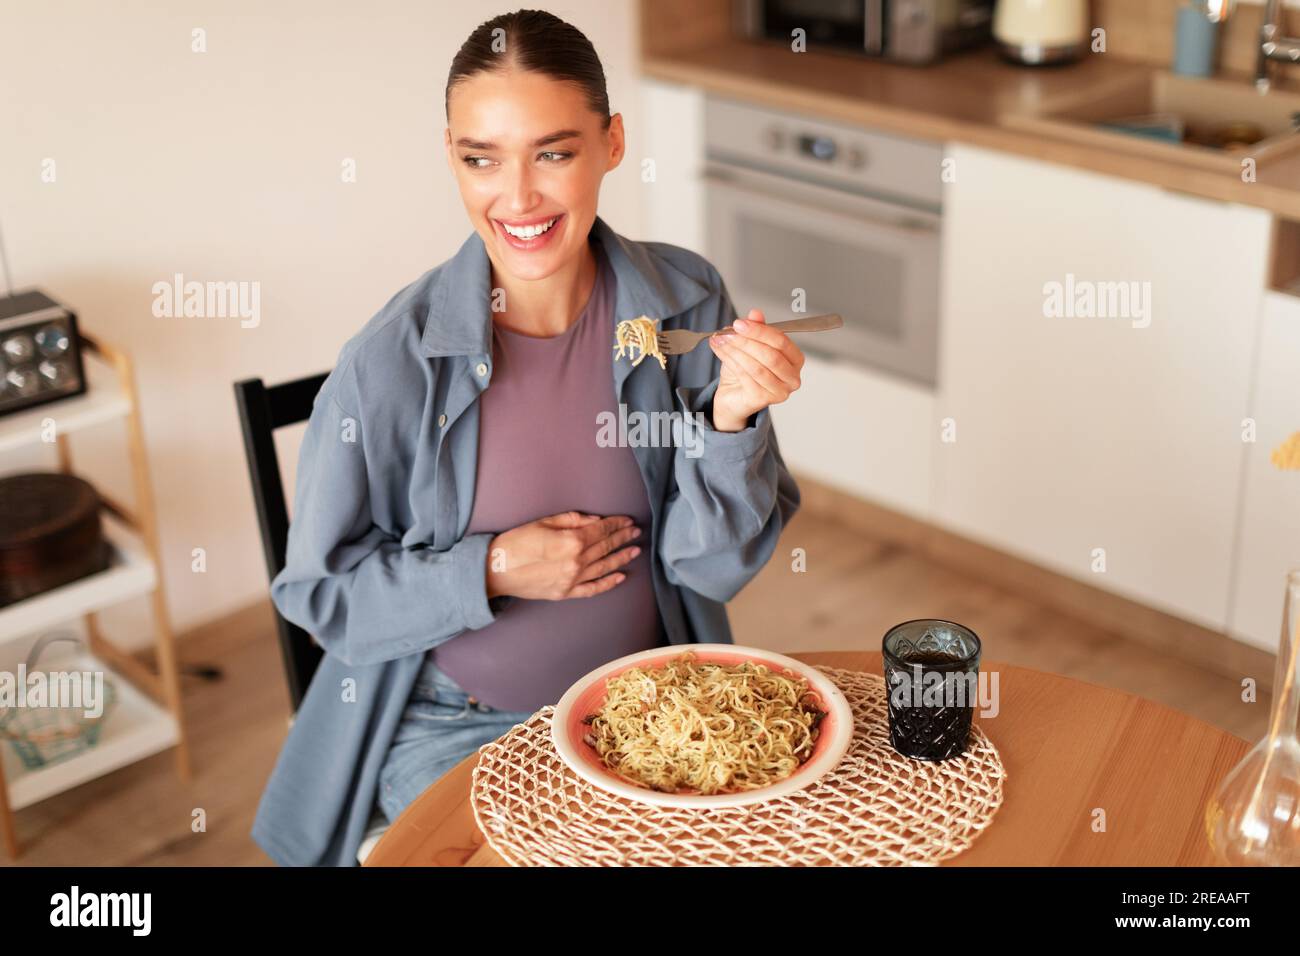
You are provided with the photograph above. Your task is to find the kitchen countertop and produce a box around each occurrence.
[642,37,1300,220]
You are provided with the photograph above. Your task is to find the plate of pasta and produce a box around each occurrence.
[550,646,854,808]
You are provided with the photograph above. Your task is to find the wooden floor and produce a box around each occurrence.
[1,506,1270,866]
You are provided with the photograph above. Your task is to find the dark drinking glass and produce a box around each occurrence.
[882,619,982,761]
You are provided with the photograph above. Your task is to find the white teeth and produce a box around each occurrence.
[502,216,558,239]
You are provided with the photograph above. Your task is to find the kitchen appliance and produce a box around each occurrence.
[736,0,995,64]
[0,289,87,419]
[703,95,942,387]
[993,0,1089,65]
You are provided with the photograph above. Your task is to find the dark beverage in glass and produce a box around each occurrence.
[882,619,982,761]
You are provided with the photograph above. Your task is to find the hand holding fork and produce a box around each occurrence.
[654,311,841,433]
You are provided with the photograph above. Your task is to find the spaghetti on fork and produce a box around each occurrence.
[613,315,667,370]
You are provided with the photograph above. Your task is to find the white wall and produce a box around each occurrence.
[0,1,647,646]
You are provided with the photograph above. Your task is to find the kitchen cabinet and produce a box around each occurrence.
[638,78,707,253]
[934,144,1272,631]
[771,354,934,520]
[642,82,1287,641]
[1229,291,1300,652]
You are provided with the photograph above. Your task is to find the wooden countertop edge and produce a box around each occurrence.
[642,56,1300,221]
[790,650,1254,748]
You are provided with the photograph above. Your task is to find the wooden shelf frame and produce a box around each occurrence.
[0,332,191,858]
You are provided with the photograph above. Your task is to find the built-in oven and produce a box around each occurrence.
[703,95,943,388]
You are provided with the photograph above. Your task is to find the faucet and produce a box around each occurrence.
[1257,0,1300,92]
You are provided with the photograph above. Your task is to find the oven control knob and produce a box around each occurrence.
[764,125,786,151]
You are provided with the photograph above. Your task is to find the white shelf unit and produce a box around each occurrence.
[0,514,155,643]
[0,333,190,856]
[0,349,131,455]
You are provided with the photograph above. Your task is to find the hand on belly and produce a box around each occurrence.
[484,510,644,601]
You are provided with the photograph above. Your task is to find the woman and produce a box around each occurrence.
[251,9,803,867]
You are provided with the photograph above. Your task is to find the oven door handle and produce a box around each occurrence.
[702,163,940,237]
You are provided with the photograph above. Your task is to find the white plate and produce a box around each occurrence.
[550,644,854,809]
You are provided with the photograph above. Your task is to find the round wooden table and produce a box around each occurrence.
[364,650,1250,866]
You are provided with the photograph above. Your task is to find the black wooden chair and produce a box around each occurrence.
[236,371,394,862]
[236,371,392,858]
[233,372,329,712]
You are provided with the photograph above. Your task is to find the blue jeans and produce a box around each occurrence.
[377,657,536,824]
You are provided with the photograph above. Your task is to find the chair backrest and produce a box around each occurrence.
[233,372,329,712]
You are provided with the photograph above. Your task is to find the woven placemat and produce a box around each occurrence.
[470,665,1006,866]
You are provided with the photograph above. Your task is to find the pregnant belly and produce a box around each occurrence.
[431,549,663,713]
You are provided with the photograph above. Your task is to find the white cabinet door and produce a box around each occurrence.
[638,79,706,253]
[771,353,935,520]
[935,144,1270,630]
[1229,291,1300,651]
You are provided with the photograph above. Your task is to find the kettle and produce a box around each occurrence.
[994,0,1089,65]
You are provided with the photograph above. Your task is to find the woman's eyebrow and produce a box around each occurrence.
[455,129,583,150]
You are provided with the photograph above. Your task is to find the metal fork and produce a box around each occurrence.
[655,313,843,356]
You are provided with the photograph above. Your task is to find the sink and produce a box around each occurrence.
[1004,71,1300,172]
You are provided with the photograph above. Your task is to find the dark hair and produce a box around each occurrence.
[445,9,611,129]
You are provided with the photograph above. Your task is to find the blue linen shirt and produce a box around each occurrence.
[251,215,801,866]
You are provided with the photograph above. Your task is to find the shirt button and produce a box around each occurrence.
[475,362,488,377]
[437,413,448,427]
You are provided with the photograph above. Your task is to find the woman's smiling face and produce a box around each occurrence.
[445,69,624,282]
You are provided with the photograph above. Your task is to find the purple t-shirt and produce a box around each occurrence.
[430,241,664,711]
